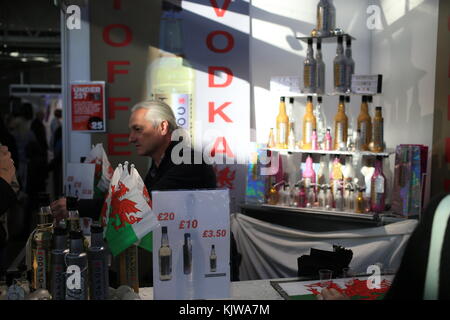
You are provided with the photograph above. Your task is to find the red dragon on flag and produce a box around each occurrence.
[109,181,143,230]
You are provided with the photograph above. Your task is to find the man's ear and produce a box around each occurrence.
[160,120,170,135]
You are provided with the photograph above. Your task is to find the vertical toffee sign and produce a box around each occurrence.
[71,82,106,132]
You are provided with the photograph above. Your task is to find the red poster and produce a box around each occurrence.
[71,82,106,132]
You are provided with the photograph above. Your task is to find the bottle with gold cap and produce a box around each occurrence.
[371,106,384,152]
[357,96,372,151]
[333,96,348,150]
[276,97,289,149]
[302,96,317,150]
[355,186,365,213]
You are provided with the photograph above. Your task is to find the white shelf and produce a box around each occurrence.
[262,147,394,157]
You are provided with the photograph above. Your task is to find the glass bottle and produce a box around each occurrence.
[311,129,319,150]
[316,0,336,36]
[317,185,326,208]
[371,107,384,152]
[279,184,290,206]
[267,128,276,148]
[317,155,328,185]
[344,36,355,93]
[355,187,365,213]
[333,96,348,150]
[334,186,344,211]
[314,96,327,147]
[288,127,296,150]
[354,129,362,151]
[291,184,300,207]
[333,35,346,93]
[371,157,386,213]
[306,185,315,208]
[159,226,172,281]
[357,96,372,151]
[302,154,316,188]
[324,128,332,150]
[330,157,343,203]
[267,183,279,205]
[210,245,217,272]
[298,184,307,208]
[276,97,289,149]
[302,96,317,150]
[148,1,196,140]
[65,231,88,300]
[316,39,325,95]
[303,38,316,94]
[288,97,295,133]
[325,185,334,210]
[183,233,192,275]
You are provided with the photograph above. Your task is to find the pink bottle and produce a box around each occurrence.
[324,128,332,150]
[312,129,318,150]
[371,157,386,213]
[298,185,307,208]
[302,154,316,189]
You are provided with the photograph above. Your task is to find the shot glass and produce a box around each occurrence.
[319,269,333,288]
[342,267,354,286]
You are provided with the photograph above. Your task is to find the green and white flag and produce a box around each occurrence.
[101,161,159,256]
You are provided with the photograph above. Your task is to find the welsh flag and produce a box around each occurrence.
[101,161,159,256]
[84,143,114,199]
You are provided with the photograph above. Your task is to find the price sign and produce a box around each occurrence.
[152,189,230,300]
[71,81,106,132]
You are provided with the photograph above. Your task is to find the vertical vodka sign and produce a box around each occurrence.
[182,0,250,211]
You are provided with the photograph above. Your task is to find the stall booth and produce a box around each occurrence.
[3,0,449,301]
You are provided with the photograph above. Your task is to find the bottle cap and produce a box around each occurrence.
[345,96,350,103]
[307,96,313,102]
[69,230,83,239]
[280,96,285,102]
[339,95,345,102]
[318,96,322,103]
[362,95,368,103]
[162,226,168,233]
[317,39,321,50]
[368,95,373,103]
[337,35,343,43]
[91,224,103,234]
[184,233,191,241]
[66,196,78,211]
[289,97,294,104]
[376,106,382,111]
[307,37,313,45]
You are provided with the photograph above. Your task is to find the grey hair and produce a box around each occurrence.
[131,99,178,133]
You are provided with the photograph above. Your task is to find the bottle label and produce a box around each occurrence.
[51,262,66,300]
[278,123,287,145]
[375,176,385,193]
[210,256,217,272]
[304,65,311,88]
[337,123,344,144]
[360,122,367,145]
[374,122,383,148]
[305,122,313,144]
[33,249,47,289]
[334,63,345,88]
[159,254,172,277]
[89,259,108,300]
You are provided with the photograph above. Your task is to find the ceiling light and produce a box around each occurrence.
[33,57,49,63]
[21,58,28,62]
[10,52,19,57]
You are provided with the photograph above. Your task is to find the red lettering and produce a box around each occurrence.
[206,30,234,53]
[107,61,130,83]
[210,0,231,17]
[210,137,235,158]
[209,102,232,123]
[208,66,233,88]
[108,134,131,156]
[108,97,130,120]
[103,24,132,47]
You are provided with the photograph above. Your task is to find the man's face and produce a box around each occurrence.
[128,108,164,157]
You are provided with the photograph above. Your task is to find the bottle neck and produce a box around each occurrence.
[345,47,352,58]
[38,206,53,225]
[278,102,287,115]
[91,232,104,248]
[306,101,314,113]
[360,102,369,114]
[375,110,383,119]
[307,44,314,57]
[53,234,67,251]
[160,10,184,55]
[336,43,344,55]
[69,238,83,254]
[161,232,169,246]
[338,102,346,113]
